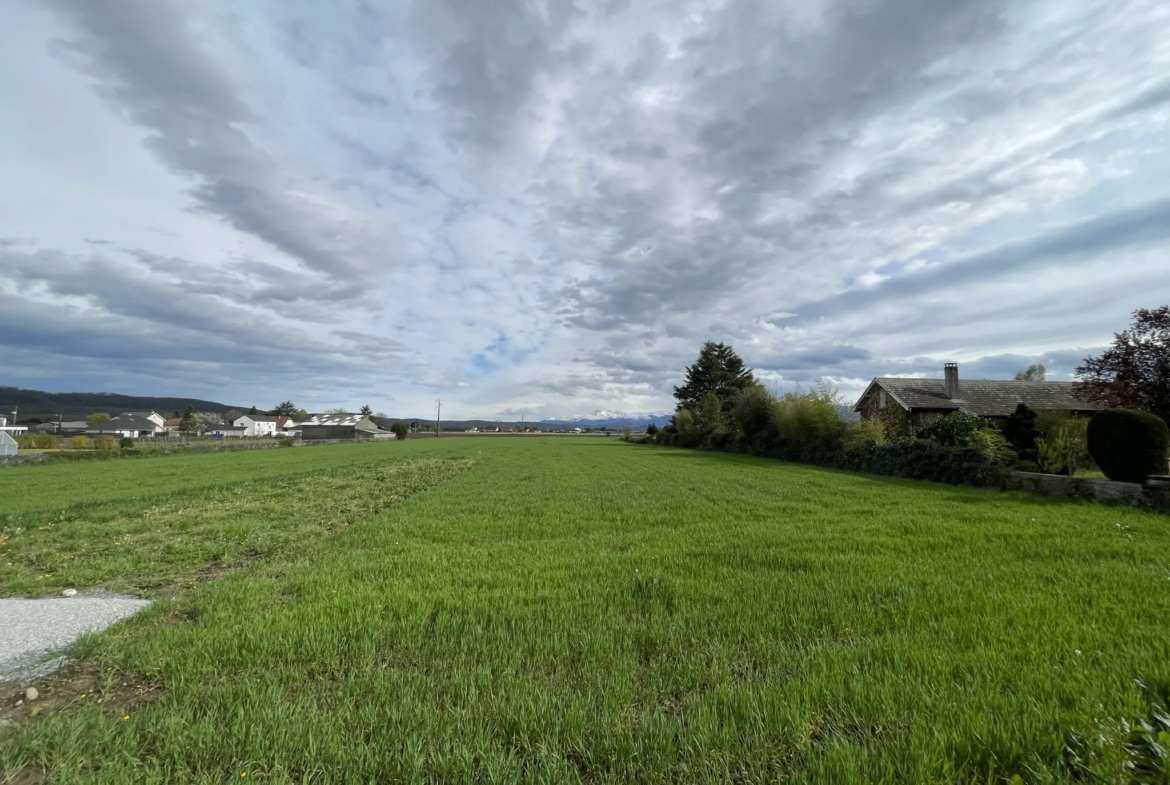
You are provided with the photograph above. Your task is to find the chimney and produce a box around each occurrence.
[944,363,960,399]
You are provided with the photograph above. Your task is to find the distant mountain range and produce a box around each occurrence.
[544,410,674,427]
[0,387,246,422]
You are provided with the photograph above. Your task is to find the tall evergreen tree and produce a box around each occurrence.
[360,405,374,417]
[673,342,755,412]
[179,406,197,433]
[269,401,298,417]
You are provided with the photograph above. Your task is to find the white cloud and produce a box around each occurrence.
[1,0,1168,417]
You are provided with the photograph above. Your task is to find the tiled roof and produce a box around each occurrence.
[862,378,1101,417]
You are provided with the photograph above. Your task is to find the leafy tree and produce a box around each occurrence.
[224,409,242,424]
[193,412,223,432]
[85,412,111,426]
[674,342,755,413]
[269,401,298,417]
[293,409,309,421]
[325,407,349,415]
[1075,306,1170,424]
[360,405,374,417]
[1001,403,1040,461]
[390,422,409,441]
[1013,363,1046,381]
[249,405,259,415]
[179,406,197,433]
[646,423,659,437]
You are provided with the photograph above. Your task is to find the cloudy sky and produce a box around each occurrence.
[2,0,1168,419]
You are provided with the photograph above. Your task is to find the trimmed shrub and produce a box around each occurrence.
[71,436,90,450]
[1087,408,1170,483]
[390,422,409,441]
[119,437,135,449]
[1001,403,1041,461]
[95,435,118,451]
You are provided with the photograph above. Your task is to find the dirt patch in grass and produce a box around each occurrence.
[2,660,162,728]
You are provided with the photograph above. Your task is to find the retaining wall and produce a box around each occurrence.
[1009,471,1170,508]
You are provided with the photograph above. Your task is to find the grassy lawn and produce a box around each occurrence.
[2,439,1169,783]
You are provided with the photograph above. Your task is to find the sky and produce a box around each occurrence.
[1,0,1168,420]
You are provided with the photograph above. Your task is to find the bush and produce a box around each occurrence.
[967,429,1016,467]
[1087,408,1170,483]
[1002,404,1040,462]
[848,417,888,448]
[95,435,118,451]
[119,437,135,449]
[732,384,776,441]
[71,436,90,450]
[646,423,659,437]
[770,383,848,454]
[390,422,409,441]
[918,411,992,447]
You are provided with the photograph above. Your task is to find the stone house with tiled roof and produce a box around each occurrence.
[854,363,1101,438]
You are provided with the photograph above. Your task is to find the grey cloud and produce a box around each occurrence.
[793,196,1170,324]
[46,0,387,285]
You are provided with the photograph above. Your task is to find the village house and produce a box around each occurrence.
[854,363,1101,437]
[86,412,167,438]
[233,414,279,437]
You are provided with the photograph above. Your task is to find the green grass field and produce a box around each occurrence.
[2,439,1169,783]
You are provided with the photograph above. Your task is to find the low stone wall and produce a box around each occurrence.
[0,453,47,465]
[1009,471,1169,508]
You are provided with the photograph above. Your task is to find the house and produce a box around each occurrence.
[0,431,16,456]
[272,416,296,433]
[0,415,28,435]
[86,413,167,438]
[854,363,1101,437]
[163,418,183,432]
[298,413,395,440]
[207,426,247,438]
[125,411,167,428]
[233,415,278,437]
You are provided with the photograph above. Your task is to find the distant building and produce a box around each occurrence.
[206,426,247,438]
[298,413,395,440]
[854,363,1101,438]
[233,415,279,437]
[0,415,28,435]
[86,413,166,438]
[0,431,17,456]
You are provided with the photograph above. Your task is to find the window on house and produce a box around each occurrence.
[879,389,887,409]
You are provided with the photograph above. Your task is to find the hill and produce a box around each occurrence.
[0,386,246,422]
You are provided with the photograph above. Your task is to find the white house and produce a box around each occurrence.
[0,415,29,435]
[126,411,167,428]
[0,431,17,456]
[86,413,166,438]
[233,414,279,437]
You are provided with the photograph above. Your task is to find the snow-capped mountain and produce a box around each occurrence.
[541,410,674,427]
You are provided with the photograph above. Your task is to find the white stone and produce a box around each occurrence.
[61,588,78,597]
[24,687,38,701]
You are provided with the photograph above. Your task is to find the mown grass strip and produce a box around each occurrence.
[0,456,477,598]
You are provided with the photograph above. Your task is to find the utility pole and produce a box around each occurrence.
[436,399,441,437]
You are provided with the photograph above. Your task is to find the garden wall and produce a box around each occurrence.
[1008,471,1170,508]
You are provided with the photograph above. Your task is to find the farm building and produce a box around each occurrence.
[0,431,16,456]
[854,363,1100,438]
[298,413,395,440]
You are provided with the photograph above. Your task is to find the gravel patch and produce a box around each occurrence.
[0,592,151,682]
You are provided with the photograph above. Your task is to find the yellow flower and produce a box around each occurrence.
[122,715,130,720]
